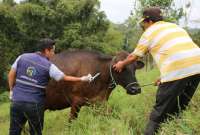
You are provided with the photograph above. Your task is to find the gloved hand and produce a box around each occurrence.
[9,91,13,100]
[80,74,93,82]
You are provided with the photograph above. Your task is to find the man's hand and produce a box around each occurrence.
[9,91,13,100]
[154,78,161,86]
[113,61,125,72]
[80,74,93,82]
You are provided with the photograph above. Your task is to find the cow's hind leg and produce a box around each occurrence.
[69,105,80,121]
[69,99,83,122]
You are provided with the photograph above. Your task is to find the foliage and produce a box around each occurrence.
[2,0,16,6]
[54,0,109,52]
[101,24,125,54]
[0,91,9,102]
[15,3,59,52]
[187,28,200,47]
[0,0,114,88]
[0,4,22,86]
[11,0,110,52]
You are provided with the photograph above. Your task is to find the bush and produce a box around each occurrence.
[0,90,9,103]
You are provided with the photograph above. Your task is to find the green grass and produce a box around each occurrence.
[0,69,199,135]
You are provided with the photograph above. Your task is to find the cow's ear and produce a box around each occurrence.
[135,61,144,69]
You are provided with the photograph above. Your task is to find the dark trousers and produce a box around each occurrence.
[9,101,44,135]
[144,74,200,135]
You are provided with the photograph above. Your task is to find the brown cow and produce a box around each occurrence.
[45,50,144,121]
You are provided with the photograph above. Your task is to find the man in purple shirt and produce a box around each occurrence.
[8,38,92,135]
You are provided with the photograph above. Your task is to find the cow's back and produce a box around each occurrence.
[45,50,112,110]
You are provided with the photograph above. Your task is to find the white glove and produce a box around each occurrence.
[9,91,13,100]
[80,74,93,82]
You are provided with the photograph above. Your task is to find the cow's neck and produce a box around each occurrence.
[107,57,117,90]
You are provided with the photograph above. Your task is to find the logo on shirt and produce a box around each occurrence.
[26,67,36,77]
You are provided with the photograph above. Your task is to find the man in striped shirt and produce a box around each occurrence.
[113,7,200,135]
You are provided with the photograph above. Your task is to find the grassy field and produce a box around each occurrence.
[0,69,200,135]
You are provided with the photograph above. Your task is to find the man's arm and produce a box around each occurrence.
[8,68,16,91]
[49,64,92,82]
[62,75,81,82]
[8,55,21,100]
[122,54,138,66]
[113,54,138,72]
[113,33,150,73]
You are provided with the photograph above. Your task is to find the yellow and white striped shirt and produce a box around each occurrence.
[133,21,200,83]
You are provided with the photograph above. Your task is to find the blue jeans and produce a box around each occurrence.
[9,101,44,135]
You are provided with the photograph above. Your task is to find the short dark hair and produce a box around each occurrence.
[142,7,163,22]
[37,38,55,52]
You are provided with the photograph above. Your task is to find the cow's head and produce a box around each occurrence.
[112,51,144,95]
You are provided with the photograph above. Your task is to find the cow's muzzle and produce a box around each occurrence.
[125,82,141,95]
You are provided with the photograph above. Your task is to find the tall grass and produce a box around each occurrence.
[0,69,199,135]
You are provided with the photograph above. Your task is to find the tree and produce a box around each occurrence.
[0,4,22,87]
[14,0,109,52]
[188,28,200,47]
[101,23,124,54]
[2,0,15,6]
[54,0,109,52]
[15,3,59,52]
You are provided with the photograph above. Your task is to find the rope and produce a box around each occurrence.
[108,57,117,89]
[140,82,155,87]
